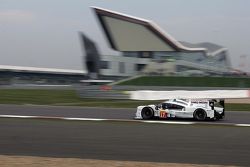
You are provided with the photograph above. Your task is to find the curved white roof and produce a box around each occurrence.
[92,6,206,52]
[180,41,228,57]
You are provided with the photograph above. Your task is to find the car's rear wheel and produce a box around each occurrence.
[194,109,207,121]
[141,107,154,120]
[213,111,221,120]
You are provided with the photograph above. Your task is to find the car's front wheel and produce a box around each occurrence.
[194,109,207,121]
[141,107,154,120]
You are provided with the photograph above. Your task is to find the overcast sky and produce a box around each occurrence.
[0,0,250,72]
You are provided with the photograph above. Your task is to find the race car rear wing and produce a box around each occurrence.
[129,90,250,100]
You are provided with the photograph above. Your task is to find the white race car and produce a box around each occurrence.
[135,99,225,121]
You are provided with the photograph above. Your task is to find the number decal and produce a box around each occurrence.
[160,110,167,118]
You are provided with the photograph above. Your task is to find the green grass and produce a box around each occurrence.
[0,89,250,111]
[225,103,250,111]
[118,76,250,87]
[0,89,82,105]
[0,89,159,108]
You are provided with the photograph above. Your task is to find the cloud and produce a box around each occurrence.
[0,10,35,23]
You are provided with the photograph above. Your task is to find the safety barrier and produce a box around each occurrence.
[129,90,250,100]
[77,85,250,100]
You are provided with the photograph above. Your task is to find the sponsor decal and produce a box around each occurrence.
[191,99,208,104]
[160,110,167,118]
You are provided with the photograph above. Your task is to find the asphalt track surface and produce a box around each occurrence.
[1,118,250,166]
[1,104,250,166]
[1,104,250,124]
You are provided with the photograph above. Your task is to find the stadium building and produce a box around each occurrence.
[80,7,239,78]
[0,6,243,86]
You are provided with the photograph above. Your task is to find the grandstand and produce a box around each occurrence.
[0,65,86,85]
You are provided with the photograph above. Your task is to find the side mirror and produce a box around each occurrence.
[209,101,214,110]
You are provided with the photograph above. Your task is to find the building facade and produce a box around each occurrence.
[81,7,239,78]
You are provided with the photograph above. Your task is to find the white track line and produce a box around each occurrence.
[235,124,250,127]
[0,115,37,118]
[142,120,194,125]
[64,118,106,121]
[0,115,250,127]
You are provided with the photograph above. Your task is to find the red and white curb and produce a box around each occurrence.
[0,114,250,127]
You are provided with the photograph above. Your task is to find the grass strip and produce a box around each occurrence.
[118,76,250,87]
[0,89,249,111]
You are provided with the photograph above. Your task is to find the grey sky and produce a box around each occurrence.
[0,0,250,72]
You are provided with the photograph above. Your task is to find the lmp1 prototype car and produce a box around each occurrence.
[135,99,225,121]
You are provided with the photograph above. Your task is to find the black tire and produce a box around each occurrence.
[141,107,154,120]
[194,109,207,121]
[214,111,221,120]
